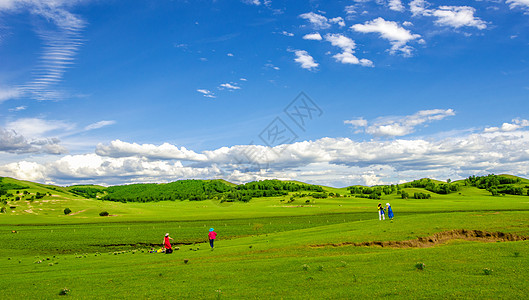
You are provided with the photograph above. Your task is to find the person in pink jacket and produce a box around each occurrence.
[208,228,217,249]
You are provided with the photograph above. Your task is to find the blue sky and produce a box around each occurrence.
[1,0,529,187]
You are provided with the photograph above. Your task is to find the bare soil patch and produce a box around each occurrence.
[310,229,529,249]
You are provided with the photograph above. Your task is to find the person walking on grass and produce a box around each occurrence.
[164,233,173,254]
[208,228,217,250]
[386,203,394,220]
[377,203,385,221]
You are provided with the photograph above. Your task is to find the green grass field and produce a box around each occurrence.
[1,177,529,298]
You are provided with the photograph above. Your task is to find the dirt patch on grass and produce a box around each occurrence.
[68,209,87,215]
[310,229,529,249]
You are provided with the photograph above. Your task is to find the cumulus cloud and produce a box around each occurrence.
[345,109,456,137]
[299,12,345,29]
[96,140,207,161]
[3,123,529,186]
[484,119,529,133]
[410,0,487,30]
[351,17,421,56]
[292,50,318,70]
[0,127,67,154]
[329,17,345,27]
[324,33,374,67]
[388,0,405,12]
[299,12,331,29]
[303,33,323,40]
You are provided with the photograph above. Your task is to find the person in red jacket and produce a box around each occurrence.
[164,233,173,254]
[208,228,217,250]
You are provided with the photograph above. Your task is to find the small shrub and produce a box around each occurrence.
[340,261,347,268]
[0,207,6,213]
[514,252,520,257]
[184,259,189,264]
[483,268,493,275]
[59,288,70,296]
[302,264,309,271]
[415,262,425,270]
[317,265,324,271]
[63,208,72,215]
[99,211,109,216]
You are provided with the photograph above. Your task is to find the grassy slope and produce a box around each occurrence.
[1,176,529,298]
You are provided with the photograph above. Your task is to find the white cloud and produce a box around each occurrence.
[292,50,318,70]
[484,119,529,133]
[329,17,345,27]
[388,0,405,12]
[432,6,487,29]
[84,120,116,131]
[281,31,294,36]
[332,51,374,67]
[0,127,67,154]
[5,118,74,139]
[8,106,27,112]
[197,89,216,98]
[344,118,368,127]
[265,63,280,70]
[410,1,487,30]
[323,33,374,67]
[240,78,247,81]
[346,109,456,137]
[299,12,331,29]
[219,83,241,90]
[324,33,356,52]
[303,33,323,40]
[0,87,22,103]
[351,17,421,56]
[227,53,234,56]
[4,124,529,186]
[506,0,529,10]
[403,21,413,26]
[242,0,262,5]
[96,140,207,161]
[344,5,357,16]
[0,0,87,101]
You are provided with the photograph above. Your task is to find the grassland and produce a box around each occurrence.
[1,176,529,298]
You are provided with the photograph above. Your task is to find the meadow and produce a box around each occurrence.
[1,177,529,298]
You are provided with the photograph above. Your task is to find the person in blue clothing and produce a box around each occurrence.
[386,203,394,220]
[377,203,385,221]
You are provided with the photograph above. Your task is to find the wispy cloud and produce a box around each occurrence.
[219,83,241,90]
[0,0,86,102]
[197,89,216,98]
[84,120,116,131]
[8,106,27,112]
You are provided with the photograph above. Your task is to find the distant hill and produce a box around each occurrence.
[1,174,528,205]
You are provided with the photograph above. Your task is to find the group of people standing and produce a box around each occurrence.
[163,228,217,254]
[377,203,394,221]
